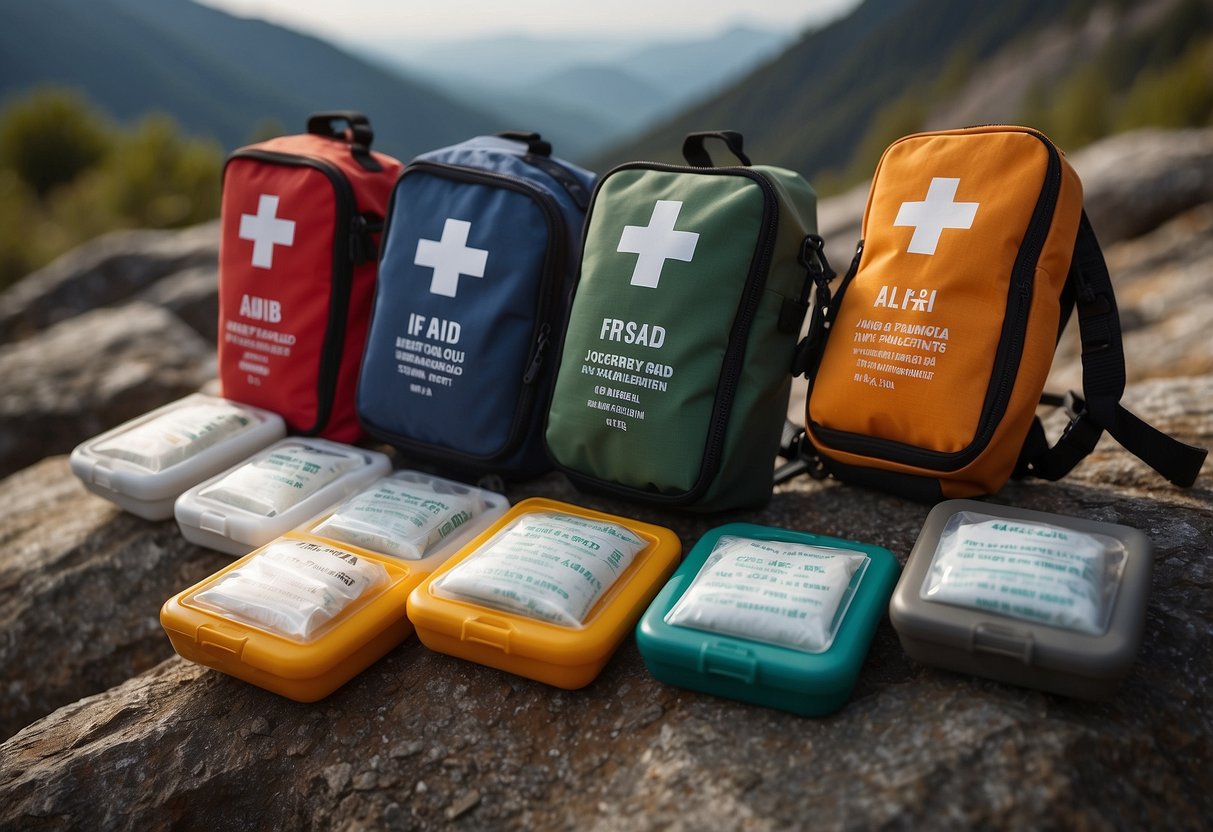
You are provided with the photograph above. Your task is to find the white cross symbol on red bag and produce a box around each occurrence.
[239,194,296,270]
[894,178,979,256]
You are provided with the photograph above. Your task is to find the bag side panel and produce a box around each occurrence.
[808,130,1051,454]
[699,166,817,510]
[219,159,336,433]
[246,135,402,443]
[546,169,764,495]
[940,158,1084,495]
[359,173,550,459]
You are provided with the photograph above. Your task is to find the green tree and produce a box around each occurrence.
[1118,40,1213,131]
[0,87,111,198]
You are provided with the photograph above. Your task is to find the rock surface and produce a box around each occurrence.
[0,457,230,741]
[0,378,1208,830]
[0,302,215,478]
[0,221,219,346]
[0,128,1210,830]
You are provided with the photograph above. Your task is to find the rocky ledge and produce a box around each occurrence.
[0,129,1210,830]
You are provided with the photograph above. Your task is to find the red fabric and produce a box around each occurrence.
[218,134,402,441]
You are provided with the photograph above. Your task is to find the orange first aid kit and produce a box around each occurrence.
[407,498,681,689]
[161,471,508,701]
[218,112,402,442]
[790,125,1205,500]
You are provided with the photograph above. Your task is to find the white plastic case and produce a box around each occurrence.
[174,437,391,555]
[70,393,287,520]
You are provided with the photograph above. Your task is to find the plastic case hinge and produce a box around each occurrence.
[197,624,248,657]
[199,512,227,535]
[461,617,514,653]
[92,464,111,489]
[971,623,1034,664]
[699,642,758,684]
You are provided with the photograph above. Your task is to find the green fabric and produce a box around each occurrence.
[546,164,817,510]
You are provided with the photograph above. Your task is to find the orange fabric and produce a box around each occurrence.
[807,126,1083,495]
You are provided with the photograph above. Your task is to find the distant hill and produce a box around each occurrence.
[0,0,500,160]
[370,26,790,161]
[595,0,1213,191]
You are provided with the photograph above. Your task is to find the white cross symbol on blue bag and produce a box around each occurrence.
[415,218,489,297]
[617,200,700,288]
[239,194,296,269]
[894,178,979,255]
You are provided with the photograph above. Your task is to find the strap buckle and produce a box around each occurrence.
[774,425,829,484]
[1059,391,1102,457]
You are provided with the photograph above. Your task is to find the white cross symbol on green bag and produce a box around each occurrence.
[617,199,700,288]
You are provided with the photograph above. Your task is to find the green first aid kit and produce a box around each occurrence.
[545,132,824,511]
[636,523,899,716]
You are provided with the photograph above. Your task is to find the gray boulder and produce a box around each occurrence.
[0,221,218,346]
[0,302,215,478]
[0,456,230,741]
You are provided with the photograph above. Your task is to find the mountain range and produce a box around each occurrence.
[361,26,791,159]
[0,0,497,161]
[1,0,1208,180]
[599,0,1213,187]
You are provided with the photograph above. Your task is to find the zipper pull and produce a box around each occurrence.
[522,323,552,384]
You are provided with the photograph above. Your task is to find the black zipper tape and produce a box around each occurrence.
[809,129,1063,471]
[227,148,359,436]
[363,160,568,469]
[550,161,781,507]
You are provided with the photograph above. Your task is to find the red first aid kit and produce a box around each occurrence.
[218,112,403,441]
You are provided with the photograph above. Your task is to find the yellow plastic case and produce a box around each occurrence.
[161,472,509,701]
[407,498,682,689]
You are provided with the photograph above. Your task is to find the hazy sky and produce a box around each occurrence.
[197,0,863,43]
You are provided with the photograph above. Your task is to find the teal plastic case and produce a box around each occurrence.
[635,522,900,716]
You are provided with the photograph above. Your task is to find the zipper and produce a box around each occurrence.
[228,149,359,436]
[553,161,781,505]
[810,129,1063,471]
[371,160,568,466]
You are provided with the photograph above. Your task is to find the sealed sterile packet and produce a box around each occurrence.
[431,511,648,627]
[311,470,504,561]
[636,523,899,716]
[161,475,506,702]
[889,499,1153,699]
[70,393,286,520]
[665,536,869,653]
[408,498,681,689]
[162,531,413,701]
[921,512,1126,636]
[191,538,388,641]
[174,437,391,556]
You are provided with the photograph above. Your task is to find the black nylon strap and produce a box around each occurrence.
[306,111,382,171]
[681,131,752,167]
[1024,212,1207,486]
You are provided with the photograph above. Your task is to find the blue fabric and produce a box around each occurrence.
[357,136,595,476]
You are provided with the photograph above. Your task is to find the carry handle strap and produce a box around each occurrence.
[503,131,592,212]
[306,111,382,172]
[1023,213,1207,486]
[682,131,752,167]
[496,130,552,157]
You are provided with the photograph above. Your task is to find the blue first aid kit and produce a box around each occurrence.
[357,133,595,478]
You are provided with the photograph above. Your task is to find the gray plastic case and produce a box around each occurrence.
[889,499,1152,699]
